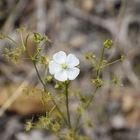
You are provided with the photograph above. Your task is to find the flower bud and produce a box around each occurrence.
[0,35,5,39]
[33,34,43,44]
[103,39,113,49]
[92,78,103,87]
[54,83,61,90]
[39,36,44,41]
[46,76,53,82]
[121,55,125,61]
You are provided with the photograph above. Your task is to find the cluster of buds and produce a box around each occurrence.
[103,39,113,49]
[33,34,44,44]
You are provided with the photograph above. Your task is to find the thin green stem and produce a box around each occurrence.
[100,47,105,63]
[49,105,56,115]
[74,87,99,132]
[52,99,68,125]
[24,31,46,89]
[19,30,34,63]
[5,36,19,47]
[94,58,100,64]
[25,32,41,48]
[65,81,71,129]
[87,87,99,108]
[32,61,46,88]
[25,32,34,48]
[74,114,81,132]
[90,59,97,67]
[36,91,45,105]
[97,47,105,77]
[101,59,122,68]
[19,31,25,47]
[40,41,46,48]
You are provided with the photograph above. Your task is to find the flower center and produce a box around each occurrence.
[61,63,68,69]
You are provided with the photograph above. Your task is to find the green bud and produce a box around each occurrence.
[33,38,40,44]
[16,27,26,32]
[92,78,103,87]
[112,74,121,84]
[85,55,90,59]
[85,52,96,60]
[20,27,26,31]
[39,36,44,41]
[46,76,53,82]
[103,39,113,49]
[121,55,125,61]
[86,118,93,128]
[76,106,84,115]
[89,52,96,59]
[54,83,61,90]
[33,34,43,44]
[0,35,5,39]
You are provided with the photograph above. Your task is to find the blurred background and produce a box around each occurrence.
[0,0,140,140]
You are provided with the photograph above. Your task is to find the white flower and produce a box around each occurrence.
[49,51,80,82]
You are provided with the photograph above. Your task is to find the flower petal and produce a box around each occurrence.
[54,70,68,82]
[67,67,80,80]
[53,51,66,64]
[66,54,79,66]
[49,60,61,75]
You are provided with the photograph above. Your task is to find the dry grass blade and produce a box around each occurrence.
[0,68,36,117]
[0,81,28,117]
[1,0,28,33]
